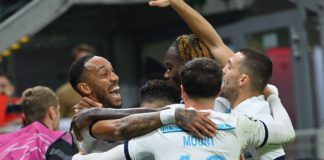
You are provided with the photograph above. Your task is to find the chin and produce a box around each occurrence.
[112,101,122,108]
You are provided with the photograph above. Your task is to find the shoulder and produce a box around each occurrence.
[166,104,185,109]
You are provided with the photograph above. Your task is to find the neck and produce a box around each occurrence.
[42,118,54,130]
[185,97,215,110]
[232,89,261,108]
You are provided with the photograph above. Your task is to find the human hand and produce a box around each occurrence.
[149,0,171,7]
[175,108,217,139]
[263,86,273,100]
[74,97,102,114]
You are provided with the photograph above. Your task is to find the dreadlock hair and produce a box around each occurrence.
[172,34,213,62]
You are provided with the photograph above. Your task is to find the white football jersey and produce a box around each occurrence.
[126,108,267,160]
[215,95,285,160]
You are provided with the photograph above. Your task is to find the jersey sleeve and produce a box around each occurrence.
[125,131,157,160]
[72,145,126,160]
[263,95,295,145]
[236,115,268,149]
[79,127,96,154]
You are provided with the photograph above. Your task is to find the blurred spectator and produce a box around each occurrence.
[0,73,15,97]
[0,86,78,160]
[140,79,181,108]
[56,44,95,118]
[0,73,23,132]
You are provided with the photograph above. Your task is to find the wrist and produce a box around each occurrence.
[160,108,176,125]
[267,94,277,102]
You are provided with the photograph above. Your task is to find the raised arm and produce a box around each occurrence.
[262,85,295,144]
[265,94,295,144]
[149,0,234,66]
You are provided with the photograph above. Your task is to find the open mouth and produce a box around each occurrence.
[109,86,121,98]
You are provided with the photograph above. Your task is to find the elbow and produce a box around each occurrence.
[279,127,295,145]
[91,121,126,141]
[110,125,126,141]
[286,128,296,144]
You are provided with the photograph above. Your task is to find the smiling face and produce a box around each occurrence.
[163,46,185,85]
[221,52,245,102]
[83,56,122,108]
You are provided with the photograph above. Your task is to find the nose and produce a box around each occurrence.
[164,70,170,80]
[110,71,119,82]
[222,66,226,75]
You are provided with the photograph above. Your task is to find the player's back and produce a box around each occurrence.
[127,111,265,160]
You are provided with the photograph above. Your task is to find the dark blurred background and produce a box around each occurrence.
[1,0,324,158]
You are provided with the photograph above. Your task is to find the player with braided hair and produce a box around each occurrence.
[176,34,213,61]
[164,34,215,85]
[150,0,295,159]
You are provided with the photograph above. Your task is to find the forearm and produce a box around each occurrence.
[170,0,234,66]
[92,112,163,141]
[265,95,295,144]
[89,107,162,122]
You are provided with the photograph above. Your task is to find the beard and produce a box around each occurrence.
[92,85,122,109]
[220,83,238,106]
[97,94,121,108]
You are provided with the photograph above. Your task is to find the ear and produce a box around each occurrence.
[238,74,249,87]
[48,106,57,121]
[78,82,92,95]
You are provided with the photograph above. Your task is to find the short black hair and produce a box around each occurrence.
[180,58,223,99]
[68,55,94,94]
[239,48,273,92]
[140,79,181,104]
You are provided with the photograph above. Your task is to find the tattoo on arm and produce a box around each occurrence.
[175,109,197,125]
[113,112,162,140]
[90,108,161,122]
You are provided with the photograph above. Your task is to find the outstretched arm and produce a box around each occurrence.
[90,108,216,141]
[149,0,234,66]
[71,107,163,140]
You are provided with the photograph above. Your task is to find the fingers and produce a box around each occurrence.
[192,122,213,138]
[74,98,101,114]
[201,112,217,131]
[148,0,171,7]
[188,124,204,139]
[82,97,102,108]
[190,112,217,138]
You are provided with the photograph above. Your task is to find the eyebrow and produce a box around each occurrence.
[97,65,105,72]
[98,66,105,70]
[228,59,232,66]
